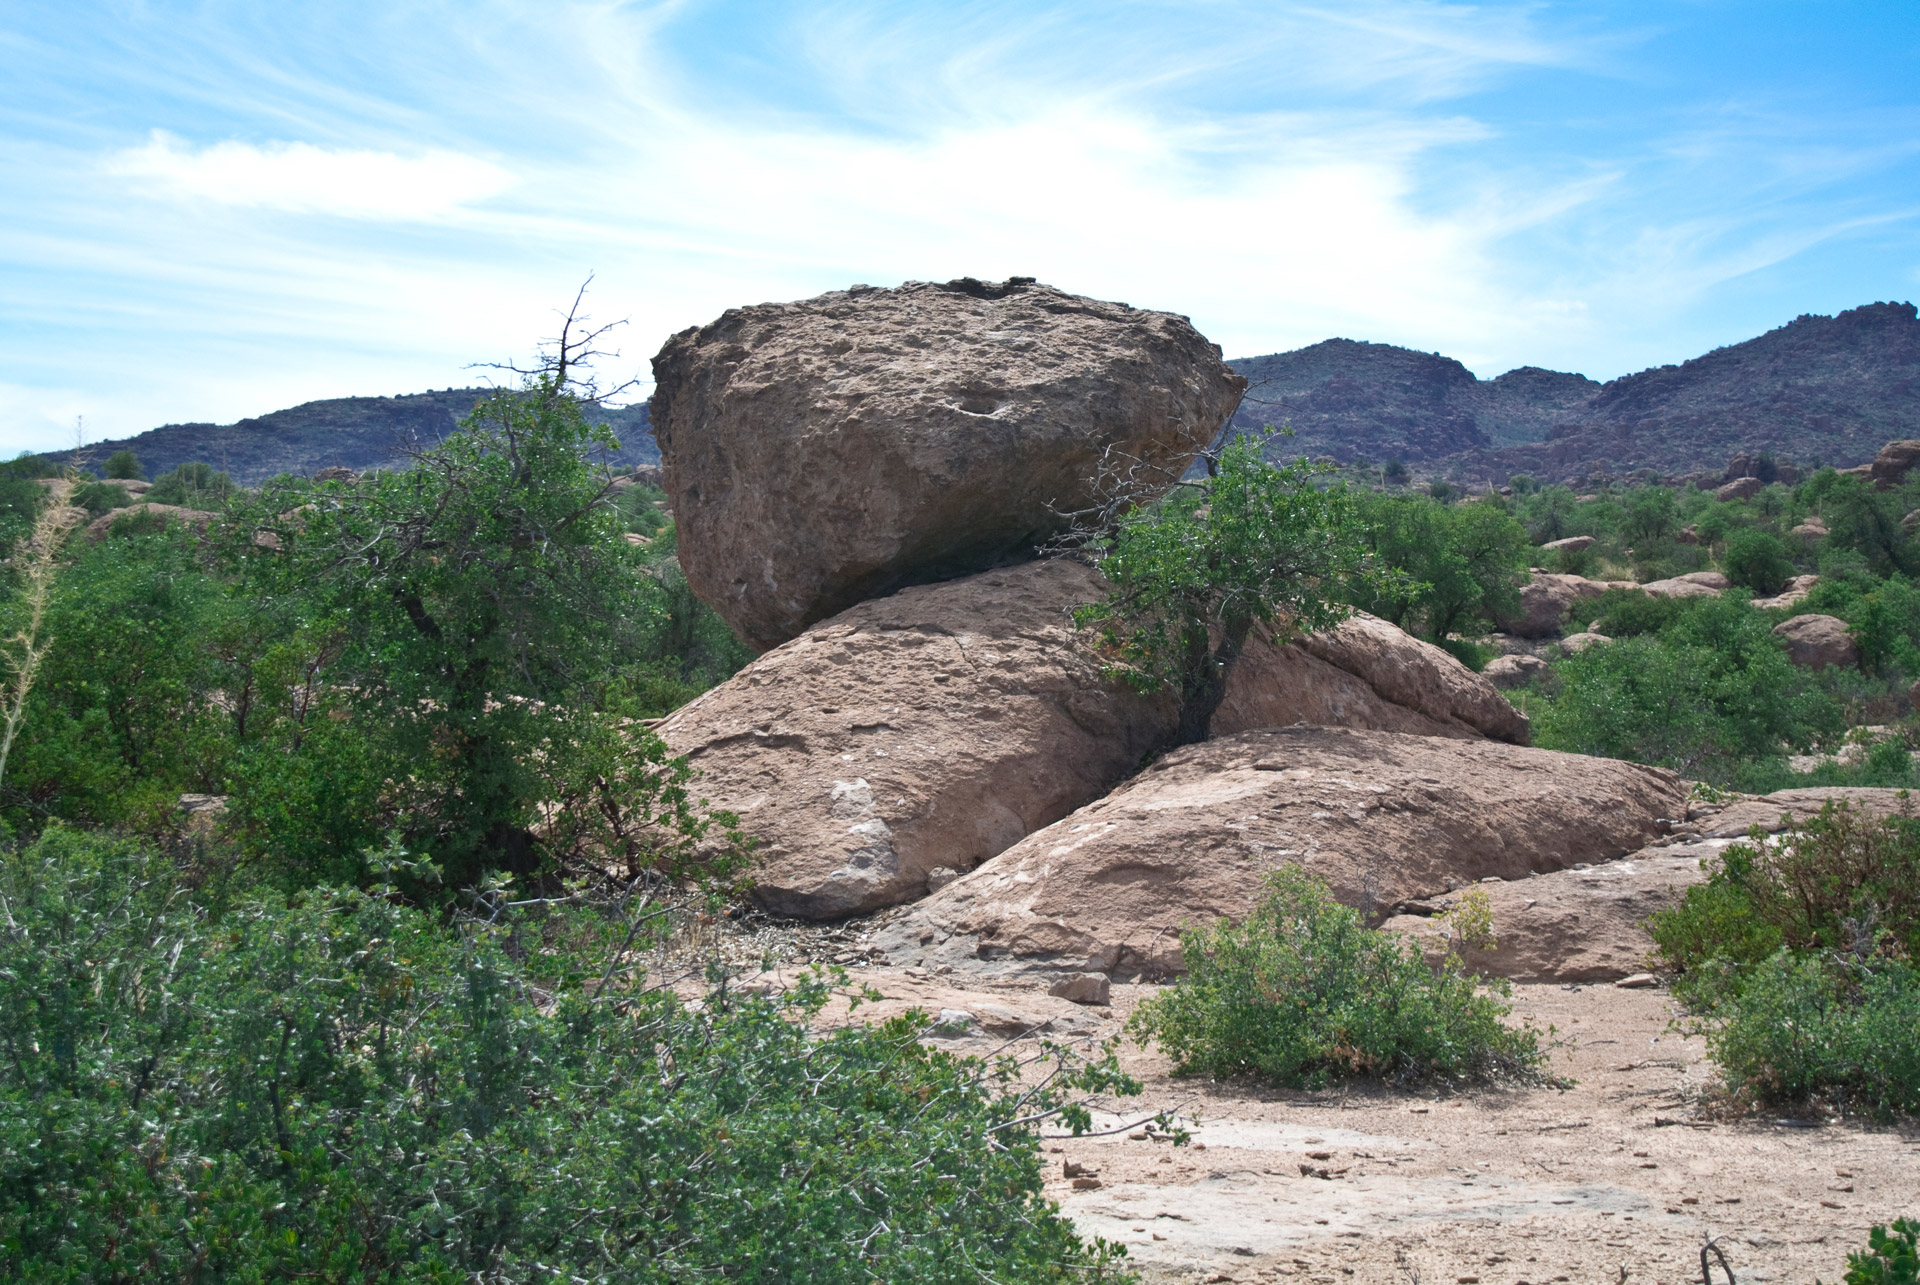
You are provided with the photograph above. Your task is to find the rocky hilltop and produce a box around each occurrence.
[1231,300,1920,482]
[46,389,657,484]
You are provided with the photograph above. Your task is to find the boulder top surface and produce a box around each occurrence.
[650,276,1245,651]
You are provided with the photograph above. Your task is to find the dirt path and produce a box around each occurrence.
[770,961,1920,1285]
[1039,982,1918,1285]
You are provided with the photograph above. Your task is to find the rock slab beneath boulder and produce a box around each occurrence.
[650,277,1246,651]
[873,727,1684,979]
[663,561,1527,919]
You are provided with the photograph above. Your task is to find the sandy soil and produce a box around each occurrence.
[778,965,1920,1285]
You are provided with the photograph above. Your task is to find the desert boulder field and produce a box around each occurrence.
[647,279,1918,1283]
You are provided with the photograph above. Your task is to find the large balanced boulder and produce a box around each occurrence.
[872,727,1684,979]
[661,560,1528,919]
[1772,613,1860,670]
[649,277,1246,651]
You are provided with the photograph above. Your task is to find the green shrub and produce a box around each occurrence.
[1587,586,1689,637]
[1724,528,1795,595]
[1651,800,1920,988]
[1823,1220,1920,1285]
[1706,949,1920,1118]
[0,829,1136,1283]
[1532,596,1840,780]
[146,461,235,509]
[103,449,143,480]
[1127,866,1544,1088]
[65,481,130,518]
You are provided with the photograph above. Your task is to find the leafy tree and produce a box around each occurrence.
[1723,528,1795,595]
[1818,474,1912,575]
[222,343,729,889]
[1350,493,1528,645]
[1074,437,1385,746]
[1622,485,1680,545]
[103,449,142,480]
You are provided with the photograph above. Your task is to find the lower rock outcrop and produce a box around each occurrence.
[872,727,1684,978]
[1772,613,1860,670]
[662,560,1527,919]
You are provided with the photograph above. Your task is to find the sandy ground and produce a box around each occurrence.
[761,963,1920,1285]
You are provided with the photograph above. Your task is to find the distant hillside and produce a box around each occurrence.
[51,388,658,485]
[1229,301,1920,483]
[1480,301,1920,482]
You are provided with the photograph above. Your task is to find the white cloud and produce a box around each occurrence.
[107,131,515,220]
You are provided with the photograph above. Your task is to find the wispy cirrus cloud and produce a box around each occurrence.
[0,0,1916,452]
[107,131,516,220]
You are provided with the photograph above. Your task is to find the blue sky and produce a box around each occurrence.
[2,1,1918,452]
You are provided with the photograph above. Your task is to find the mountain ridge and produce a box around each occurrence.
[47,388,658,485]
[1230,301,1920,482]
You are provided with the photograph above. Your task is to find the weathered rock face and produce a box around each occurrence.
[1870,440,1920,490]
[663,560,1527,919]
[1715,477,1764,502]
[1542,535,1594,553]
[872,727,1684,979]
[1772,613,1860,670]
[1234,611,1531,745]
[1497,573,1615,638]
[1560,631,1611,654]
[1483,653,1547,690]
[1380,842,1711,983]
[1752,574,1819,611]
[1640,573,1723,600]
[650,277,1246,651]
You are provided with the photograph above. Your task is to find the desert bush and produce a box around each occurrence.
[64,480,131,518]
[0,828,1137,1283]
[1651,800,1920,983]
[1822,1219,1920,1285]
[1127,866,1544,1088]
[146,461,235,510]
[1652,802,1920,1115]
[1532,595,1840,779]
[103,449,142,480]
[1705,950,1920,1118]
[1723,528,1795,595]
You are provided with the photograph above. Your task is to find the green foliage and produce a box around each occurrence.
[1723,528,1794,595]
[1349,492,1529,643]
[1652,803,1920,1116]
[1824,1220,1920,1285]
[1652,801,1920,984]
[1704,950,1920,1118]
[1819,474,1914,575]
[146,461,235,510]
[0,828,1137,1283]
[2,526,231,829]
[220,374,732,890]
[103,449,143,480]
[1127,866,1544,1088]
[1586,586,1689,637]
[1076,437,1387,746]
[1531,595,1840,779]
[64,481,130,519]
